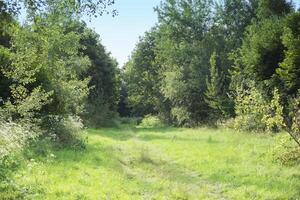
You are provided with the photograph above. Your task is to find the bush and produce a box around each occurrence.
[0,120,38,163]
[84,103,119,127]
[119,117,141,126]
[23,136,55,163]
[233,83,284,132]
[262,89,284,132]
[270,133,300,165]
[0,119,39,199]
[42,115,86,149]
[171,107,191,127]
[138,115,165,128]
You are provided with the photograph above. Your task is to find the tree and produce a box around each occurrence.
[2,13,90,121]
[69,21,120,126]
[124,28,167,118]
[117,80,131,117]
[277,12,300,94]
[276,12,300,147]
[154,0,215,125]
[256,0,293,19]
[229,0,294,92]
[230,18,286,93]
[205,52,229,120]
[2,0,116,17]
[0,1,14,103]
[216,0,258,49]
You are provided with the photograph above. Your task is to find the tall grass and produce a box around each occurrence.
[7,126,300,199]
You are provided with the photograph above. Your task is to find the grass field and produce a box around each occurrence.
[13,126,300,199]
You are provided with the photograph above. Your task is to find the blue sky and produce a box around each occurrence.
[86,0,300,67]
[86,0,161,67]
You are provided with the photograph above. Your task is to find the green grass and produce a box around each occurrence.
[12,127,300,199]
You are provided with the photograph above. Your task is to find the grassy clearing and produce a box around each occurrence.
[11,126,300,199]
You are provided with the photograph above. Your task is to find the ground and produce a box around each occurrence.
[14,126,300,199]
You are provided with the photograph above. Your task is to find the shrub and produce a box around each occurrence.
[0,120,38,163]
[261,89,284,132]
[233,83,267,131]
[138,115,165,128]
[23,136,55,163]
[285,91,300,141]
[0,118,39,199]
[171,107,191,127]
[119,117,141,125]
[270,133,300,165]
[233,83,284,132]
[42,115,86,149]
[84,103,119,127]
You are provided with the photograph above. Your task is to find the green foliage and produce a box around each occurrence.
[2,16,90,119]
[2,0,300,197]
[262,88,285,132]
[124,0,260,125]
[233,83,268,131]
[229,5,300,148]
[124,29,163,117]
[6,86,53,120]
[117,82,131,117]
[161,68,195,126]
[138,115,165,128]
[0,120,38,163]
[84,101,119,127]
[2,0,116,17]
[233,83,284,132]
[230,17,285,91]
[270,133,300,165]
[170,106,191,127]
[257,0,294,19]
[155,0,214,125]
[0,46,12,103]
[277,12,300,94]
[284,91,300,147]
[42,115,86,149]
[205,52,231,120]
[67,21,120,126]
[216,0,257,48]
[0,1,121,197]
[0,119,39,199]
[119,117,141,126]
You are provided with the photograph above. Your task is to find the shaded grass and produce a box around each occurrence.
[9,127,300,199]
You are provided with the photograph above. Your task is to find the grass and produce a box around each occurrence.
[9,126,300,199]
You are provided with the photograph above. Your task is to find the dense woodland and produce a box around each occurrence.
[124,0,300,139]
[1,0,300,198]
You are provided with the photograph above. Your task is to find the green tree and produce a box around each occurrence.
[230,0,294,92]
[216,0,258,49]
[230,18,285,93]
[124,28,169,119]
[2,14,90,120]
[0,1,14,103]
[2,0,116,17]
[155,0,214,125]
[205,52,228,120]
[256,0,293,19]
[277,12,300,94]
[70,21,120,126]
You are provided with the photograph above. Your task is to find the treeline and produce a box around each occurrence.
[0,1,119,194]
[123,0,300,136]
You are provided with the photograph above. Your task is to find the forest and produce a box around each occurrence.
[1,0,300,199]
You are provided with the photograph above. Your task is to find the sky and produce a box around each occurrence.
[86,0,161,67]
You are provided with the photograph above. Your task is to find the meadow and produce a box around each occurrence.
[12,126,300,200]
[2,1,300,200]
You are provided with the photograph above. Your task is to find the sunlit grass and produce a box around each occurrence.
[13,127,300,199]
